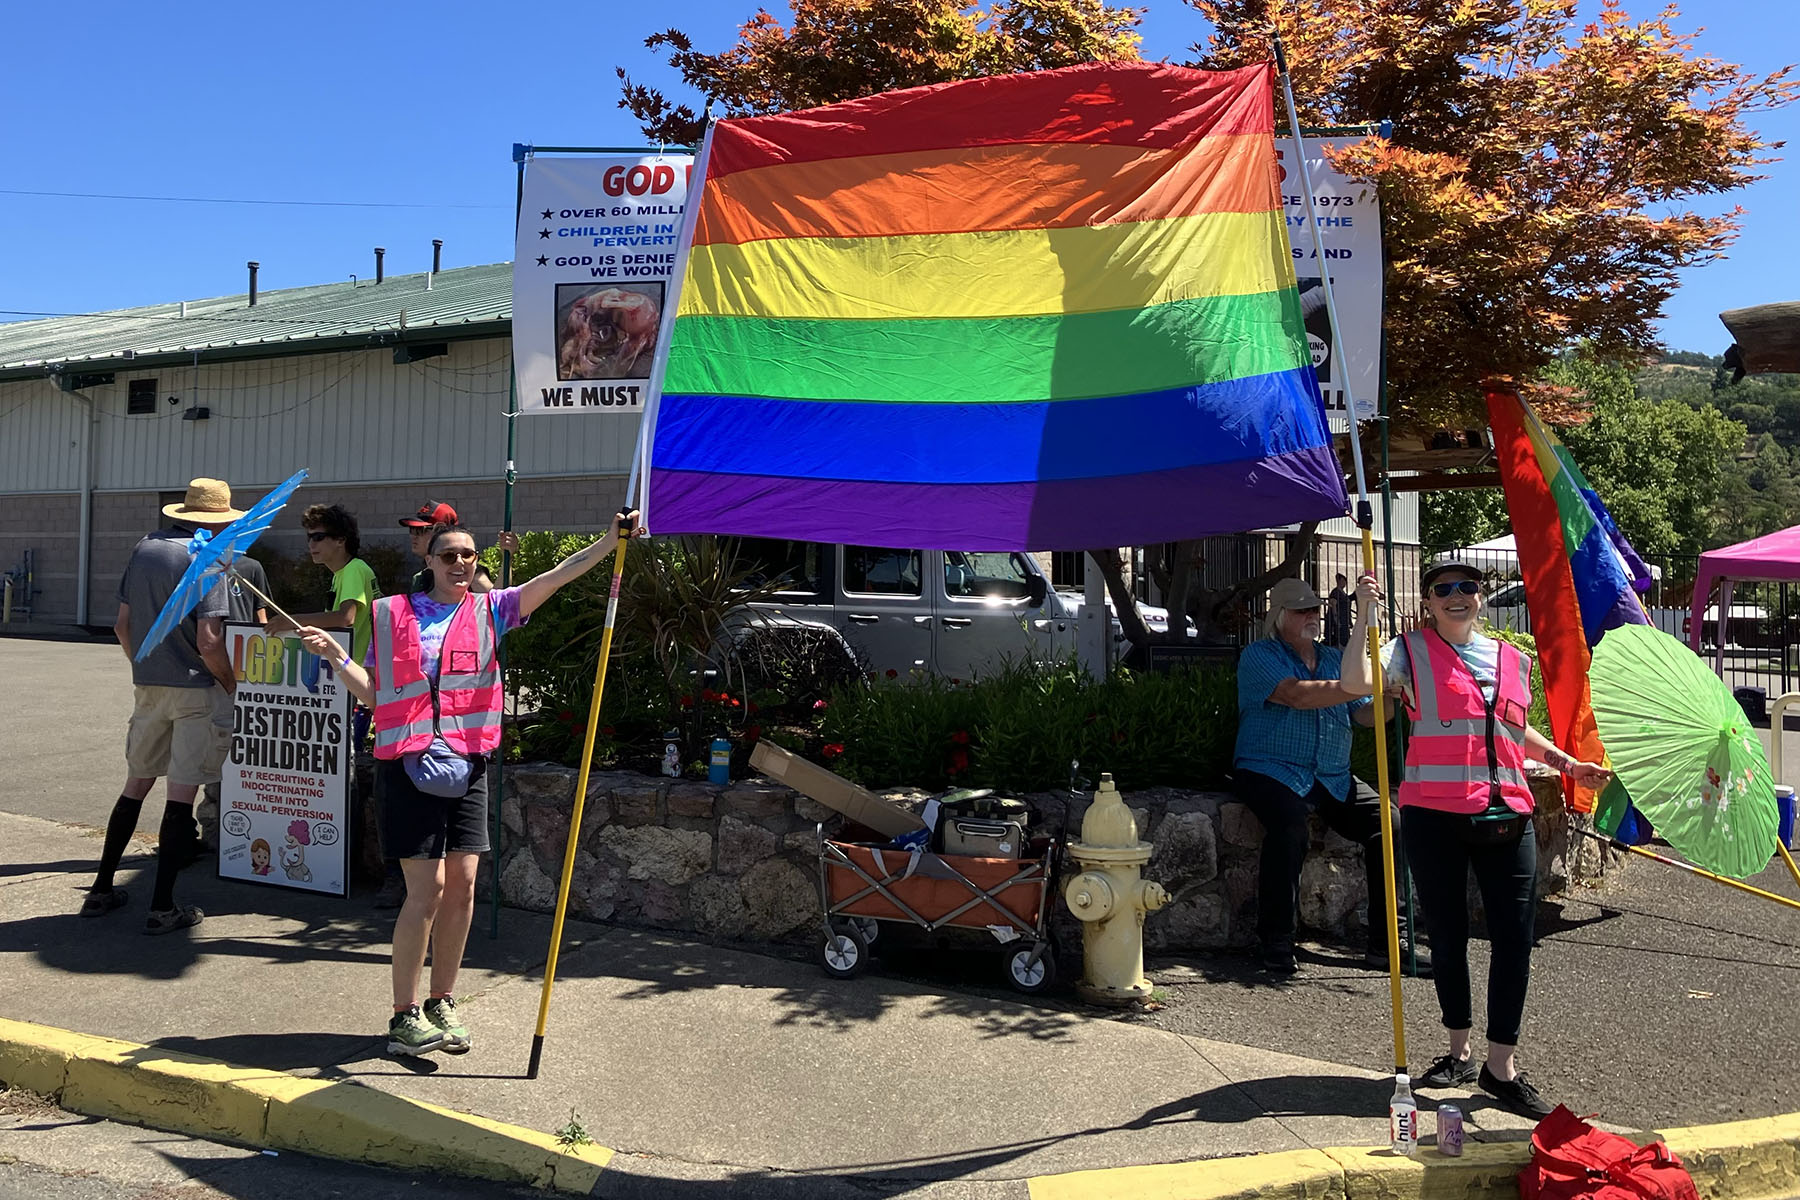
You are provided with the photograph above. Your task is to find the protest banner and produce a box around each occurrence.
[513,154,695,414]
[1278,136,1384,431]
[219,624,351,896]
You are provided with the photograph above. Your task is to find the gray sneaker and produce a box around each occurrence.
[387,1006,446,1057]
[144,905,203,935]
[422,996,471,1054]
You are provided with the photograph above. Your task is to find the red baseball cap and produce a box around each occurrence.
[399,500,459,528]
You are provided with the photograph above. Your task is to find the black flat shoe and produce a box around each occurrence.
[1480,1064,1554,1118]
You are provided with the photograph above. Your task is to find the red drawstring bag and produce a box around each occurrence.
[1519,1106,1699,1200]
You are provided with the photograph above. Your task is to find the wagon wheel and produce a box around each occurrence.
[850,917,880,945]
[821,926,869,979]
[1004,942,1056,994]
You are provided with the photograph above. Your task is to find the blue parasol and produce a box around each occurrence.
[133,469,309,663]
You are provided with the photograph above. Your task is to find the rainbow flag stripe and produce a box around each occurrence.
[1488,386,1651,814]
[648,61,1347,549]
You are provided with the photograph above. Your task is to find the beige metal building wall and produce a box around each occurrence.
[0,336,645,626]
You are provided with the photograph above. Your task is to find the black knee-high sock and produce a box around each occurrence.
[92,795,144,893]
[150,802,194,912]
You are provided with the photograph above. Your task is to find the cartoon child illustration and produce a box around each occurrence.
[281,819,313,883]
[250,838,273,877]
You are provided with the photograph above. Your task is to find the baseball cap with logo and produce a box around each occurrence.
[399,500,459,529]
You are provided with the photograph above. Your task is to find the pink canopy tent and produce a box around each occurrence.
[1689,523,1800,670]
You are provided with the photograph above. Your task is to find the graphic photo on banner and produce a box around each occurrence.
[1277,137,1383,429]
[219,623,353,897]
[513,154,694,413]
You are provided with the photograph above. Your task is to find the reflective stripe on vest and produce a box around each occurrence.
[370,594,504,759]
[1399,629,1535,816]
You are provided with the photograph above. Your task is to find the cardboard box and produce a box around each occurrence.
[749,742,927,838]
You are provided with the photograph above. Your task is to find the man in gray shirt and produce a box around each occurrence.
[85,479,242,934]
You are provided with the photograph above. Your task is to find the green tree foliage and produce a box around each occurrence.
[617,0,1144,146]
[1423,354,1746,556]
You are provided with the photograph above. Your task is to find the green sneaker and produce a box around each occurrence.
[387,1006,446,1057]
[422,996,471,1054]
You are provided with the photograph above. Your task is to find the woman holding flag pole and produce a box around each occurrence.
[1342,561,1608,1117]
[294,514,640,1057]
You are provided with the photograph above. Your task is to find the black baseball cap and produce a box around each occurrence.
[1421,559,1486,592]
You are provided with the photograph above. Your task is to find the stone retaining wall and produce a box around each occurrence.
[484,765,1610,952]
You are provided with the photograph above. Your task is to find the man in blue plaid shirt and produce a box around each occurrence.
[1234,574,1425,977]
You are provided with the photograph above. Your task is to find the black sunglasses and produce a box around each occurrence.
[1429,580,1481,598]
[305,531,334,543]
[436,549,478,564]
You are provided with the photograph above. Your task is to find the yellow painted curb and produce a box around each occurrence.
[1028,1147,1346,1200]
[1663,1113,1800,1200]
[1029,1119,1800,1200]
[0,1017,613,1193]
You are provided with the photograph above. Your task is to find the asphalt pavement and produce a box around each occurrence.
[3,634,1799,1191]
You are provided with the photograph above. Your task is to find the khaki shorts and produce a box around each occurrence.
[125,685,232,786]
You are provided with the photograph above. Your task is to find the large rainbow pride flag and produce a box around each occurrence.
[1488,385,1652,810]
[644,61,1348,550]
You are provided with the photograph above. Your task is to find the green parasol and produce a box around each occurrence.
[1588,623,1779,880]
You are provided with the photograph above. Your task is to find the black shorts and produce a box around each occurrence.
[375,755,491,860]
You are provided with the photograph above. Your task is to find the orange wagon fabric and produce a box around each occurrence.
[825,842,1046,929]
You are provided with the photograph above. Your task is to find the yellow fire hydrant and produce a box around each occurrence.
[1064,773,1168,1004]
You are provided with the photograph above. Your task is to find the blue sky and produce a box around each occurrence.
[0,1,1790,355]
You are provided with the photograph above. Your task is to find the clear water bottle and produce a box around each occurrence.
[1389,1072,1418,1157]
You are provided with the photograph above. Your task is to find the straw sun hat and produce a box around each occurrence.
[162,478,246,523]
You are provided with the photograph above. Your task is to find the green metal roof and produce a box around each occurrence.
[0,263,514,381]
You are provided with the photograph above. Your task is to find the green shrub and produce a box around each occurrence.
[816,659,1237,793]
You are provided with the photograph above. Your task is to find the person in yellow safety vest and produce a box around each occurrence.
[1341,560,1608,1120]
[294,512,642,1058]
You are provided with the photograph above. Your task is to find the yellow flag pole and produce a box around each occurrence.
[1274,33,1406,1075]
[1776,840,1800,896]
[1573,826,1800,913]
[528,513,631,1079]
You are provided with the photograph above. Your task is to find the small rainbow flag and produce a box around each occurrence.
[1487,385,1651,811]
[644,61,1347,550]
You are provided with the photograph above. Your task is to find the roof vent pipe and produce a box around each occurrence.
[374,247,385,284]
[432,239,443,273]
[247,261,259,306]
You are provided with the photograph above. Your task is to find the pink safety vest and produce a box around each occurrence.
[369,594,503,760]
[1398,629,1535,815]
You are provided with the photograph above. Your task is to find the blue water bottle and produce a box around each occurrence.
[708,737,731,785]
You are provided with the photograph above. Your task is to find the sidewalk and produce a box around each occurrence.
[1,808,1548,1196]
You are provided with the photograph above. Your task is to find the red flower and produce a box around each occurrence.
[729,698,741,708]
[719,692,732,702]
[813,699,828,710]
[601,725,615,737]
[702,689,719,703]
[746,701,758,714]
[746,725,762,741]
[821,743,845,759]
[573,724,587,738]
[950,730,969,745]
[885,668,898,678]
[679,695,693,708]
[950,749,969,771]
[949,678,962,685]
[558,710,575,723]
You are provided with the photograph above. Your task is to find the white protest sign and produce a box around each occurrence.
[219,624,351,897]
[513,154,694,414]
[1277,136,1384,431]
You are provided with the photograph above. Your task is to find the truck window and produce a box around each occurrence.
[733,537,827,604]
[944,551,1032,599]
[843,547,922,597]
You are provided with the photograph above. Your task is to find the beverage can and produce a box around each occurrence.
[1438,1104,1465,1156]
